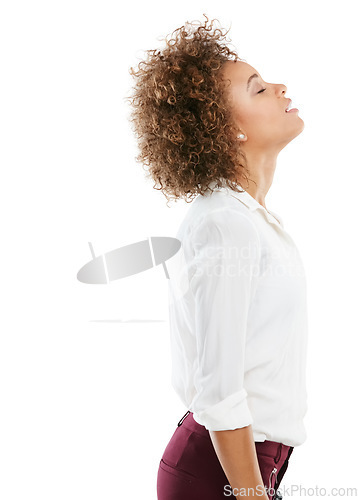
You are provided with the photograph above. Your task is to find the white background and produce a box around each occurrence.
[1,1,357,499]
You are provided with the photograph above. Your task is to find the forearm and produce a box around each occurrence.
[209,424,268,499]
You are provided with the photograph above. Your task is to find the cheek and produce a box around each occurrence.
[236,101,270,122]
[232,99,285,135]
[241,109,270,134]
[245,106,285,133]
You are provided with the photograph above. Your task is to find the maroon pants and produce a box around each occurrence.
[157,410,293,500]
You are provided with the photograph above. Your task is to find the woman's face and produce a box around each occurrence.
[220,60,304,151]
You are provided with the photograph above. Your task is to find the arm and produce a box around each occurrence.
[209,425,268,499]
[187,209,266,498]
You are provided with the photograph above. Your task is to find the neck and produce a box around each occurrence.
[239,149,278,210]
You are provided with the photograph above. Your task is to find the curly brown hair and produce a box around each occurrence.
[125,14,250,204]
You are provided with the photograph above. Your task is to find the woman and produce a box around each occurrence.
[127,15,308,500]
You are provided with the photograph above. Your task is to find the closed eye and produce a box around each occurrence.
[257,88,266,94]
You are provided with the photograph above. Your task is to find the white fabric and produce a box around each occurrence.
[167,183,308,447]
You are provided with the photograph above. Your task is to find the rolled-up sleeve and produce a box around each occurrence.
[188,208,261,431]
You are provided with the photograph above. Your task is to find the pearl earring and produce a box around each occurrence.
[238,133,245,139]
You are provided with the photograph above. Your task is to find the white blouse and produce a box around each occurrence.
[166,182,308,447]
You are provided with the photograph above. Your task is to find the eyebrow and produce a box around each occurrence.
[247,73,259,91]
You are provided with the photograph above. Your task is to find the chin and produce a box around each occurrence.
[290,116,305,138]
[297,115,305,128]
[297,117,305,134]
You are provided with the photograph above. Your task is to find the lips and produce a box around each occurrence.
[285,99,292,112]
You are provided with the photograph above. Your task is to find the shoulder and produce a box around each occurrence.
[178,188,260,247]
[182,187,257,229]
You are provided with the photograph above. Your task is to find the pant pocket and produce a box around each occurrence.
[158,458,196,484]
[157,459,198,500]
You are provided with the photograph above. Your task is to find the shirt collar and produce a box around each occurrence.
[207,181,284,228]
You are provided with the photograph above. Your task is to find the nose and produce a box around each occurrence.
[276,83,287,96]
